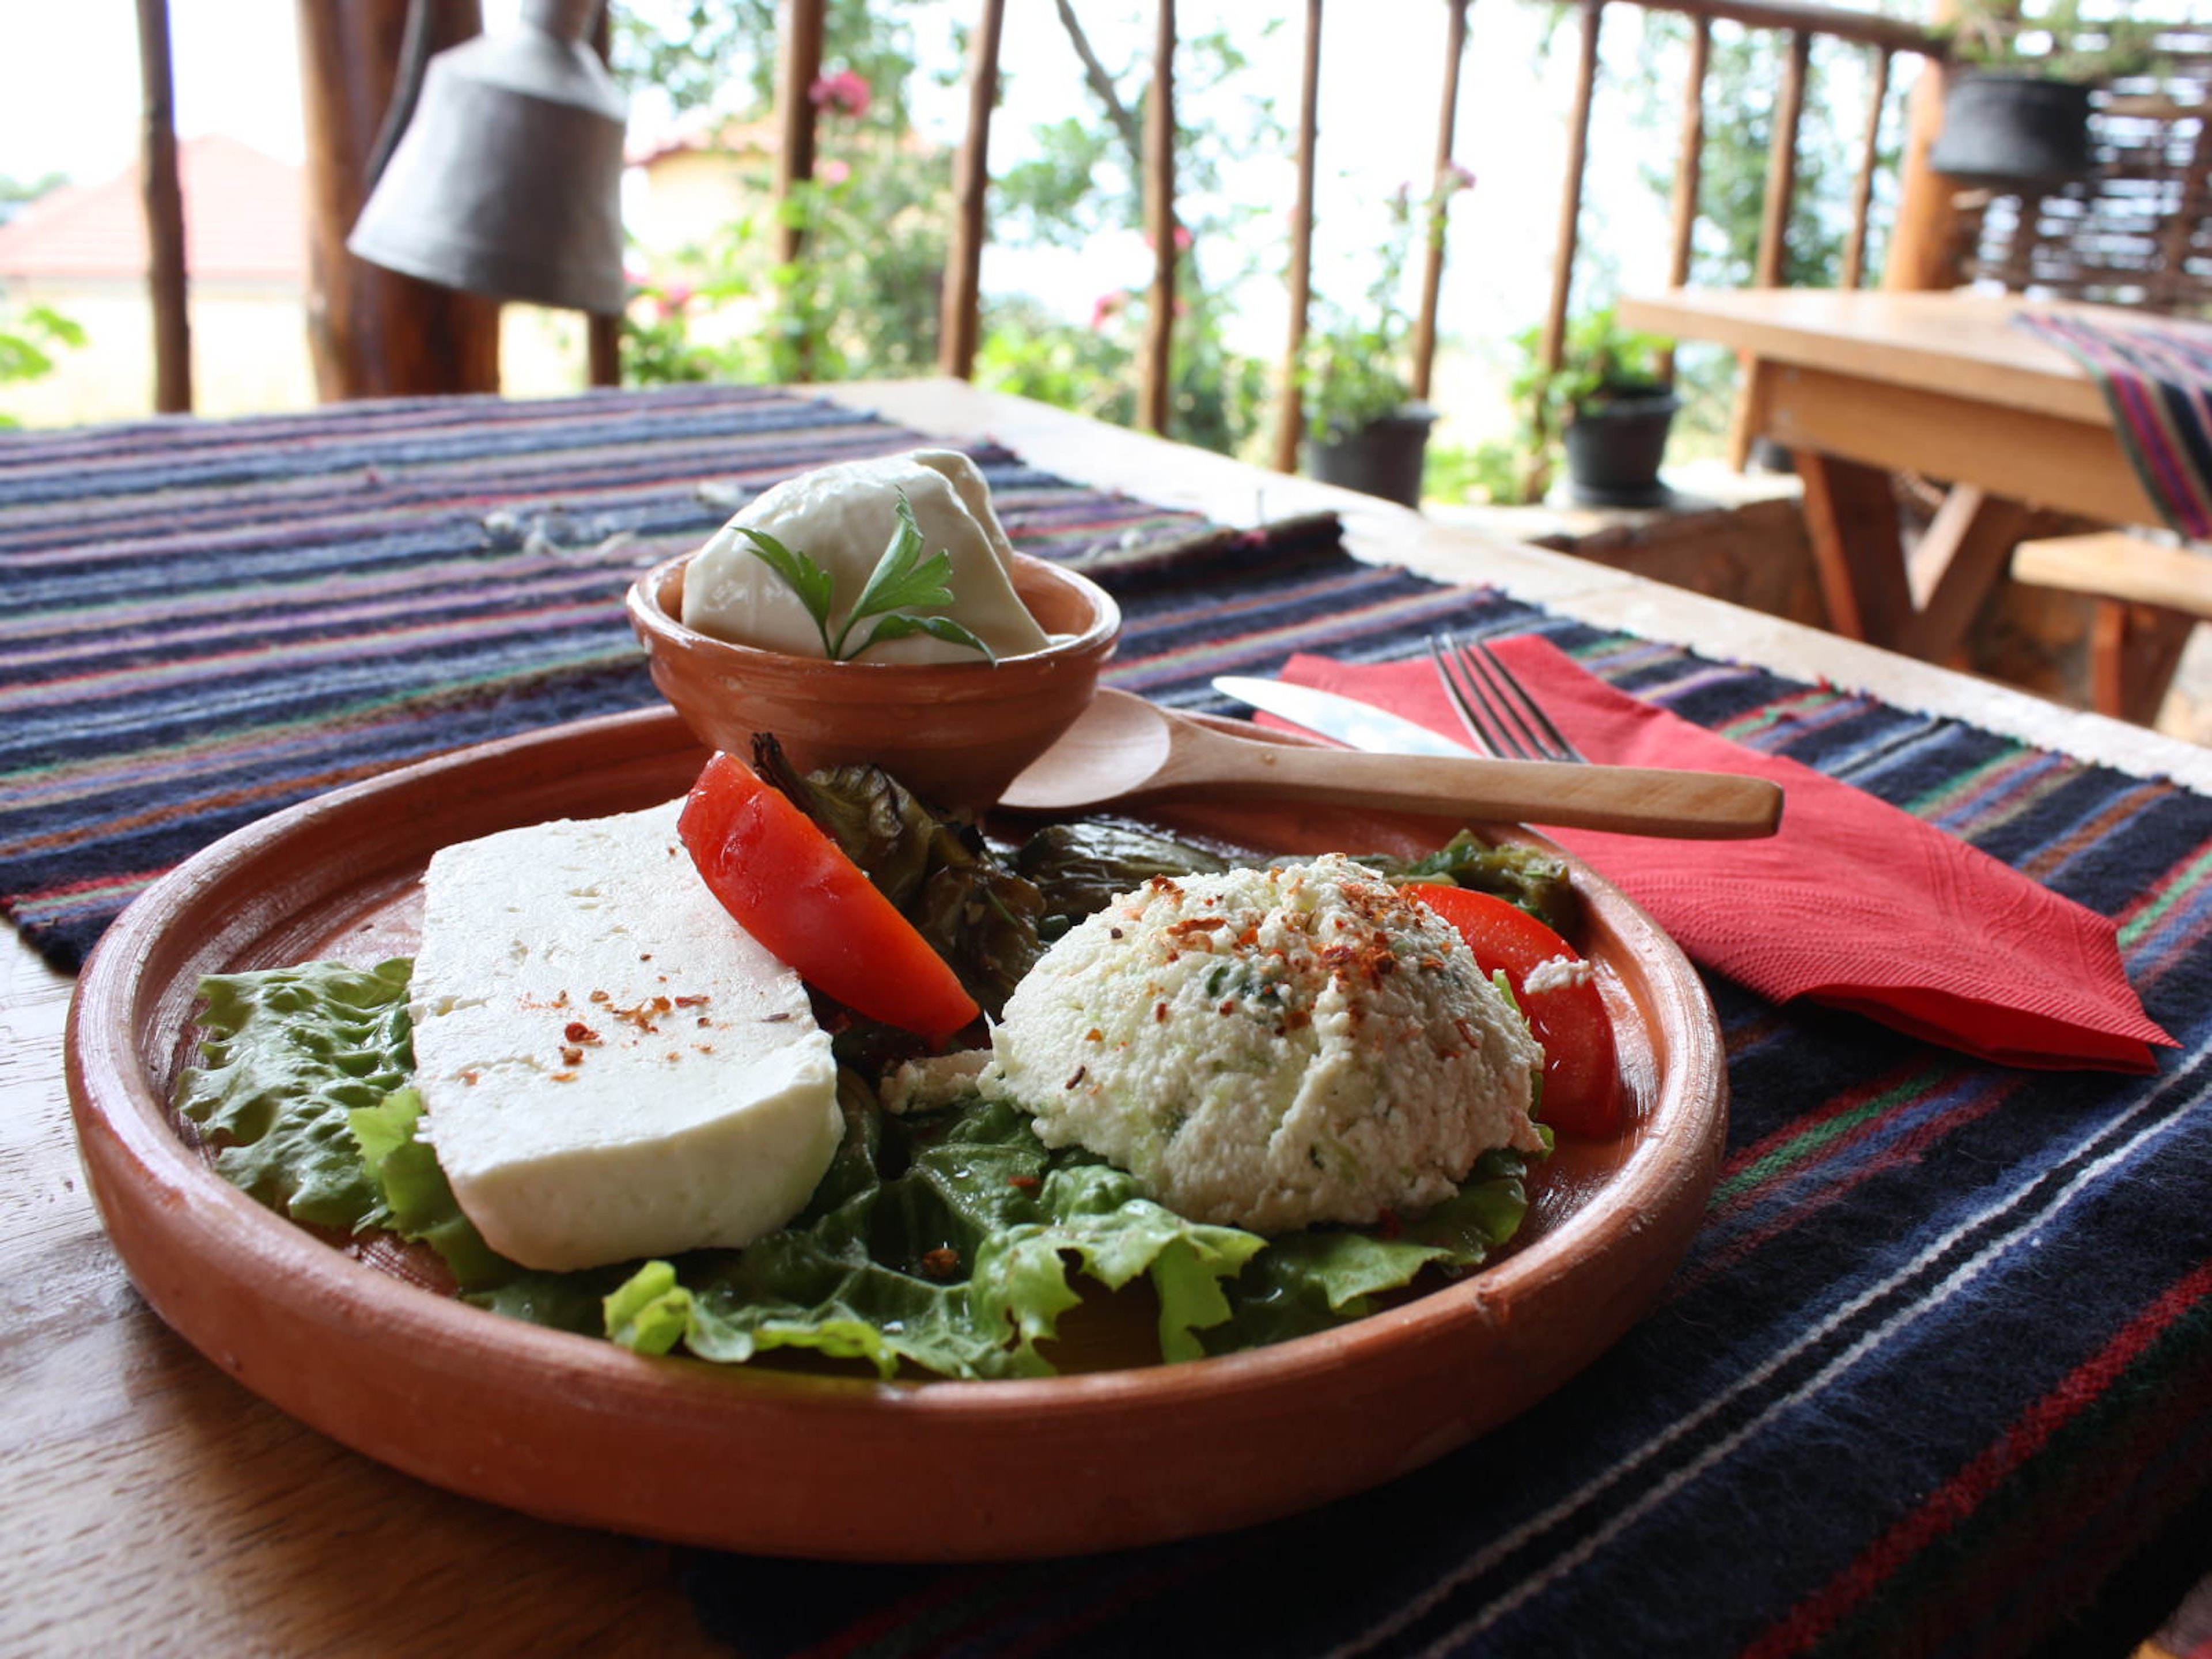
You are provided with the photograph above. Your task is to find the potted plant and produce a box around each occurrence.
[1301,314,1435,509]
[1300,184,1444,509]
[1929,1,2163,189]
[1519,309,1679,508]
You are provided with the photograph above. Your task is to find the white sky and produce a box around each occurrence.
[0,0,1887,363]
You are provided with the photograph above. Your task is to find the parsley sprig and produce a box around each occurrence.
[733,491,997,664]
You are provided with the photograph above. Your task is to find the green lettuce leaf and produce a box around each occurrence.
[1201,1149,1531,1353]
[599,1092,1265,1379]
[180,962,1535,1381]
[173,960,414,1232]
[347,1089,513,1291]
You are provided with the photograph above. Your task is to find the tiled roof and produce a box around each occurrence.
[0,134,304,284]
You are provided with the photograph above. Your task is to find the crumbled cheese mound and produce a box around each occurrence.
[680,448,1051,662]
[409,801,840,1271]
[978,855,1544,1233]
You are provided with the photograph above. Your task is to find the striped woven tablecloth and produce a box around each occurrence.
[2016,309,2212,543]
[6,385,2212,1657]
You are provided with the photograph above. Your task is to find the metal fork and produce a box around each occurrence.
[1426,630,1588,763]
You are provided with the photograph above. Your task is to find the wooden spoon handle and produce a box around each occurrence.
[1162,741,1783,840]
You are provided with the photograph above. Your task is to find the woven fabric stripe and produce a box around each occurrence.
[10,387,2212,1658]
[2014,310,2212,540]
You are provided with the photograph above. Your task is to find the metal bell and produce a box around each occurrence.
[347,0,629,315]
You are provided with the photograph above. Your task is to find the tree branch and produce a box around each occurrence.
[1053,0,1143,169]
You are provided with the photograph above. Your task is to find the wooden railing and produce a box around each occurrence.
[916,0,1951,467]
[124,0,1949,426]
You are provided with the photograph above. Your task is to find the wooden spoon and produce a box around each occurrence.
[1001,690,1783,839]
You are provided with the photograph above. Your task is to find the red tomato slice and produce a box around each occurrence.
[1408,884,1624,1138]
[677,752,980,1040]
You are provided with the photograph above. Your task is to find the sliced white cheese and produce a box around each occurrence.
[680,448,1052,662]
[408,800,840,1272]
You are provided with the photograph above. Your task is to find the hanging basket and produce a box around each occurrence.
[1928,73,2096,190]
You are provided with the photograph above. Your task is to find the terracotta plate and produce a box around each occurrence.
[65,706,1726,1562]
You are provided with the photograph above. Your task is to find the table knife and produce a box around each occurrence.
[1213,676,1484,758]
[1210,675,1785,838]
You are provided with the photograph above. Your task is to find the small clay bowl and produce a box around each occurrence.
[626,549,1120,812]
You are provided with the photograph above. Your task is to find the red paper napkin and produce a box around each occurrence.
[1277,638,2175,1073]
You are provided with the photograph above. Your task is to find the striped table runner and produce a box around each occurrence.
[2016,309,2212,541]
[7,385,2212,1657]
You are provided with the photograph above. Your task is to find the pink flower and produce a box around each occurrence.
[1142,224,1196,253]
[1438,161,1476,194]
[1090,291,1127,330]
[818,158,851,185]
[654,282,694,320]
[809,69,872,118]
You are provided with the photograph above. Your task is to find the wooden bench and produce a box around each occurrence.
[2010,529,2212,725]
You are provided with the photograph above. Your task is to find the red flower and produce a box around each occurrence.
[809,69,872,118]
[1090,291,1127,330]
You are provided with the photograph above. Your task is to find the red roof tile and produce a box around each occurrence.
[0,134,304,285]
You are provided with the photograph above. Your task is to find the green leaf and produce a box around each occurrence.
[349,1088,514,1291]
[730,525,836,653]
[173,960,415,1232]
[856,612,998,663]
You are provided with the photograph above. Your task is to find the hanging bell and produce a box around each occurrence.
[347,0,629,315]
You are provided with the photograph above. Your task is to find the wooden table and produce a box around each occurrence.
[7,380,2211,1656]
[1619,287,2158,664]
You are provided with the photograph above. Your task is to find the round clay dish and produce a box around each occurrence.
[66,706,1725,1562]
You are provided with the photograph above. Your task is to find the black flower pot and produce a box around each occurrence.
[1928,73,2095,190]
[1305,406,1437,509]
[1563,393,1678,507]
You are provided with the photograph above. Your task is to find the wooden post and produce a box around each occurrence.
[1884,0,1967,291]
[134,0,192,413]
[940,0,1007,381]
[772,0,825,384]
[297,0,501,400]
[1657,13,1710,385]
[1410,0,1469,404]
[1539,0,1604,376]
[1139,0,1177,435]
[1841,47,1891,288]
[774,0,825,271]
[1272,0,1324,474]
[1753,29,1810,287]
[587,1,619,387]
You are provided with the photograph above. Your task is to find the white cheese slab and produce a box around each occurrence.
[680,448,1052,662]
[408,800,840,1271]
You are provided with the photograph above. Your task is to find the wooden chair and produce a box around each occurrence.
[2010,528,2212,725]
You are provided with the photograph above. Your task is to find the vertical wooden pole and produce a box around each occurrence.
[135,0,192,413]
[1841,47,1891,288]
[1538,0,1603,377]
[1753,30,1810,288]
[940,0,1007,380]
[774,0,825,270]
[297,0,500,400]
[772,0,825,382]
[587,0,620,387]
[1657,13,1709,386]
[1272,0,1324,474]
[1139,0,1177,435]
[1409,0,1469,404]
[1884,0,1968,291]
